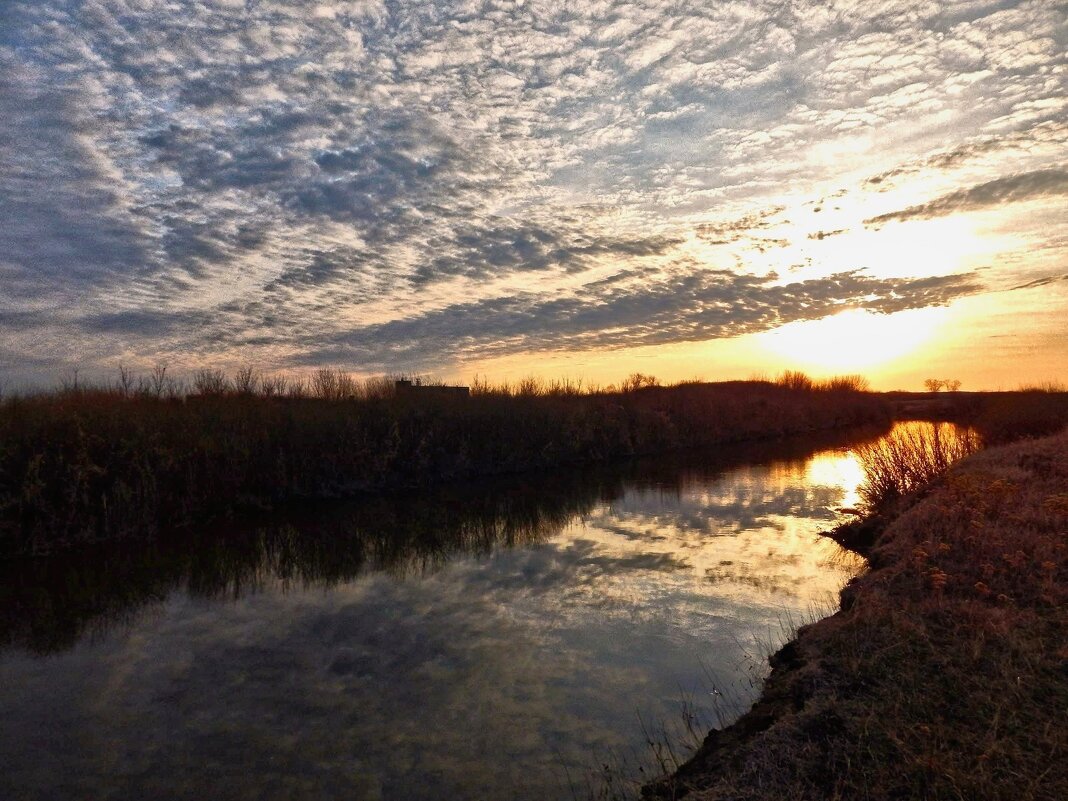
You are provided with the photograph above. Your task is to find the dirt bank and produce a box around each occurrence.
[647,429,1068,801]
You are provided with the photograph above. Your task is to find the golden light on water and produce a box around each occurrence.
[550,446,875,614]
[803,450,867,511]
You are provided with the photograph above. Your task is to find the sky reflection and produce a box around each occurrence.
[0,430,877,800]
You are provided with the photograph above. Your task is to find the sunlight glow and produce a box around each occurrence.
[819,217,999,280]
[757,306,951,372]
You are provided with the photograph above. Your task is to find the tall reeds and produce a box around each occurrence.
[856,422,981,512]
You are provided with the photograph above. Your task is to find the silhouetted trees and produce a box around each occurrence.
[924,378,962,392]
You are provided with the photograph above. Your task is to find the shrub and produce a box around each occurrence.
[776,370,815,391]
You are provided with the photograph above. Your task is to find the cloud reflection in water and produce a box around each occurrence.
[0,431,876,800]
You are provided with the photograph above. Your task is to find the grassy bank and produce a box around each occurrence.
[648,427,1068,801]
[0,373,885,554]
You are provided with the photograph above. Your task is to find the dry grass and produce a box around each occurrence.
[653,430,1068,801]
[976,389,1068,445]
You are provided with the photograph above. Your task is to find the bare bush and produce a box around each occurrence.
[260,375,288,398]
[312,368,356,400]
[192,369,230,396]
[777,370,814,391]
[820,374,871,392]
[286,377,307,399]
[361,375,395,400]
[546,377,583,396]
[514,376,544,397]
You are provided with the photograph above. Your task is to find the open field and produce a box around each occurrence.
[648,425,1068,801]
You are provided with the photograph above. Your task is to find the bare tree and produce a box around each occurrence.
[312,368,340,399]
[118,365,134,398]
[150,363,169,399]
[924,378,944,393]
[233,365,260,396]
[945,379,962,392]
[622,372,660,392]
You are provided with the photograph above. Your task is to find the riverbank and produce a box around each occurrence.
[647,428,1067,800]
[0,378,885,555]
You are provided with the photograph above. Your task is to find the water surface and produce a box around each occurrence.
[0,427,886,800]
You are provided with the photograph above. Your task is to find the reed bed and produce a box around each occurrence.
[0,369,887,554]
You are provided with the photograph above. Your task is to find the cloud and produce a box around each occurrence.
[695,207,786,244]
[411,223,682,284]
[865,169,1068,225]
[0,52,152,303]
[300,268,982,370]
[0,0,1065,377]
[1008,274,1068,291]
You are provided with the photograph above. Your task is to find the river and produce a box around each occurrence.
[0,426,894,800]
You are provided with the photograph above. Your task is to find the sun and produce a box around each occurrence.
[815,216,998,281]
[756,306,951,373]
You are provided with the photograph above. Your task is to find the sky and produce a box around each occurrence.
[1,0,1065,390]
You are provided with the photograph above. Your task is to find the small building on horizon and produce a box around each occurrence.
[395,378,470,399]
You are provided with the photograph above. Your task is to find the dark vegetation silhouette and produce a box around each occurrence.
[0,368,887,554]
[976,384,1068,443]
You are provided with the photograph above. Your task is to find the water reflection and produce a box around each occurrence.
[0,473,605,655]
[0,425,886,801]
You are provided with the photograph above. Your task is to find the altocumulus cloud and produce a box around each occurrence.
[303,269,982,369]
[0,0,1065,377]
